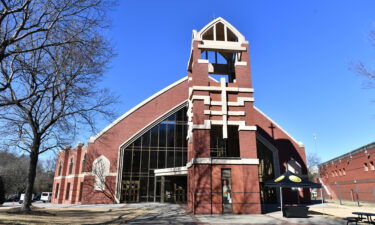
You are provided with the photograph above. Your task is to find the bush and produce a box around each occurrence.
[0,176,5,205]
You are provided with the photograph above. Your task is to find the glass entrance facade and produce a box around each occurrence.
[121,106,188,202]
[257,138,277,204]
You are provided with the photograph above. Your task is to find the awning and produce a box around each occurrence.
[264,170,322,188]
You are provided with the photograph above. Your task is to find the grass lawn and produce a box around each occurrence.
[0,205,150,224]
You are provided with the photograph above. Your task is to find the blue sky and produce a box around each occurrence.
[74,1,375,163]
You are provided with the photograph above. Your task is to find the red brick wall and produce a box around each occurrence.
[319,145,375,203]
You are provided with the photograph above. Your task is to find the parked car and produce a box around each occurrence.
[40,192,52,203]
[33,193,41,201]
[6,194,20,202]
[19,193,34,204]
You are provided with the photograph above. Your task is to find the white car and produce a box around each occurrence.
[41,192,52,203]
[19,193,34,204]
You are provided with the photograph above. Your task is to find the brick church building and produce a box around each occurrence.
[52,18,309,214]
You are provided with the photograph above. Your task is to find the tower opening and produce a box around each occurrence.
[210,125,240,157]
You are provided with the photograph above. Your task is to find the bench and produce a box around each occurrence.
[343,217,359,225]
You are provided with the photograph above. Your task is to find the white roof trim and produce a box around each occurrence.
[254,106,304,148]
[90,76,188,142]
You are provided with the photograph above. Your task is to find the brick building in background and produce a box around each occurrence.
[318,142,375,203]
[52,18,309,214]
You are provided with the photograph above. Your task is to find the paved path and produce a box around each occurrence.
[124,203,346,225]
[125,203,196,224]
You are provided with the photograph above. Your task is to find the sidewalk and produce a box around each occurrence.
[309,202,375,219]
[126,203,345,225]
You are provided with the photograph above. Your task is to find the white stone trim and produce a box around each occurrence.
[227,120,257,131]
[154,167,187,176]
[53,172,116,180]
[197,59,209,64]
[89,76,188,143]
[191,119,256,131]
[204,110,244,116]
[228,111,245,116]
[211,97,254,106]
[190,120,211,129]
[186,158,259,168]
[254,106,304,147]
[220,78,228,138]
[54,174,85,180]
[190,85,254,93]
[191,95,210,104]
[235,61,247,66]
[229,97,254,106]
[198,41,246,52]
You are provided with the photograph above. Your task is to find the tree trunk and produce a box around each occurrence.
[22,142,40,212]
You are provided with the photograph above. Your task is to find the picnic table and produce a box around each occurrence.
[352,212,375,224]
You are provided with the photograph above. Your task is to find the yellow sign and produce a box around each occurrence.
[274,175,285,182]
[289,175,302,183]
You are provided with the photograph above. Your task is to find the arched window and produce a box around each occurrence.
[200,20,242,42]
[69,158,74,174]
[82,153,87,172]
[121,106,188,202]
[92,155,110,191]
[58,161,62,176]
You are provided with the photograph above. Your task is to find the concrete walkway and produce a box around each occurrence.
[126,203,196,224]
[125,203,346,225]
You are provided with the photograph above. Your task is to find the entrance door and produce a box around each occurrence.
[122,180,140,203]
[174,184,186,203]
[161,176,187,203]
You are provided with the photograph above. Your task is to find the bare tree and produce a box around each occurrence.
[0,151,29,196]
[355,31,375,91]
[0,0,115,106]
[307,152,321,181]
[0,0,118,212]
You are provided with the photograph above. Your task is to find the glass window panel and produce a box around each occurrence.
[142,131,150,147]
[148,177,154,197]
[159,124,166,148]
[141,149,149,172]
[175,151,182,167]
[158,151,165,168]
[140,177,148,201]
[176,109,183,122]
[150,151,158,169]
[150,126,158,147]
[134,137,142,147]
[123,150,132,172]
[165,113,176,122]
[176,125,183,147]
[167,151,174,168]
[167,124,175,148]
[131,151,141,174]
[182,125,187,148]
[182,151,187,165]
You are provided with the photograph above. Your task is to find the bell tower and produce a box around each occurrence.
[186,17,261,214]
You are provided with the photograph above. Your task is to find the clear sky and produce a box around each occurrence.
[76,0,375,163]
